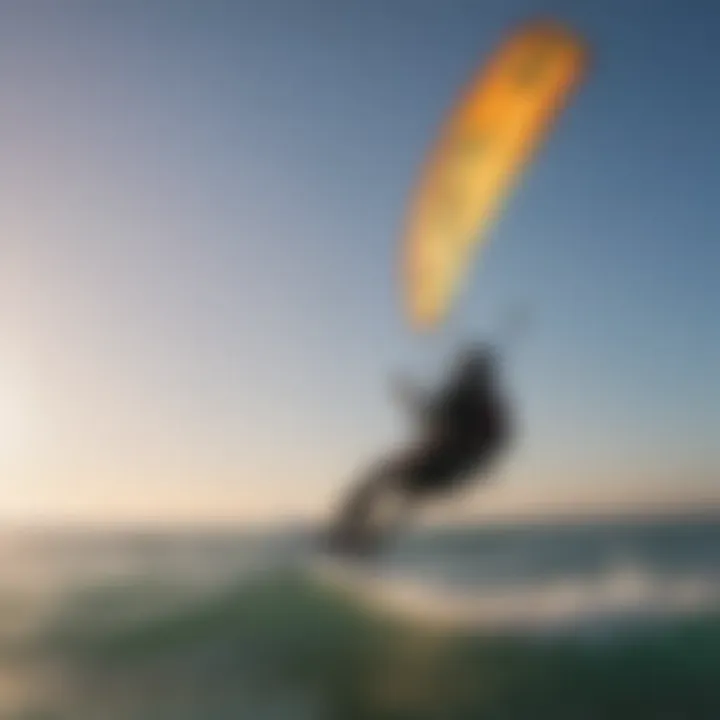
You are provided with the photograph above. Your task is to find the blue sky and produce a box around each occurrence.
[0,0,717,522]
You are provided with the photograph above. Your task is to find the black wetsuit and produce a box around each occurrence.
[398,367,510,494]
[328,352,513,556]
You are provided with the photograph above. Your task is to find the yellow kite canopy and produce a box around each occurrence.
[403,20,589,330]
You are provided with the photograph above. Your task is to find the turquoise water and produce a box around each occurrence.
[1,516,718,719]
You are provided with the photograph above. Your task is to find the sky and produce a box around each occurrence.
[0,0,717,524]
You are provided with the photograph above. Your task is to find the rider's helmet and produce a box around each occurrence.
[453,343,498,386]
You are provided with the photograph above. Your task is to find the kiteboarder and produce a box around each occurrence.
[322,19,587,558]
[326,342,513,557]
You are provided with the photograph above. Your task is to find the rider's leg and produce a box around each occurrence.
[328,457,409,554]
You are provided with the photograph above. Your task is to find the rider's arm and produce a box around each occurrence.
[390,374,430,417]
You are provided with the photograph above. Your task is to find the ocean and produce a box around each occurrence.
[0,515,718,719]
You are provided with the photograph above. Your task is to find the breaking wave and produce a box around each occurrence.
[310,558,720,634]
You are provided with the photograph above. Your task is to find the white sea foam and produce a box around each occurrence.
[311,558,719,634]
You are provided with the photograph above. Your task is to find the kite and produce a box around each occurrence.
[403,20,589,330]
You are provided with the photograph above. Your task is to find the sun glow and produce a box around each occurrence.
[0,374,34,465]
